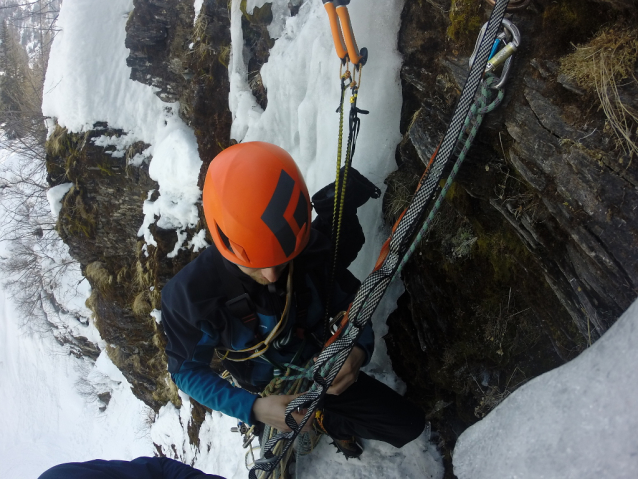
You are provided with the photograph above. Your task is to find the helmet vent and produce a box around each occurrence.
[216,224,232,250]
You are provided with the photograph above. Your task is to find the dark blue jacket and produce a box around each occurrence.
[38,457,224,479]
[161,229,374,425]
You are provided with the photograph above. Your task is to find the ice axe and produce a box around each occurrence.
[322,0,368,67]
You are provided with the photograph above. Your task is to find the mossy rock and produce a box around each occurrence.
[447,0,483,50]
[240,0,273,25]
[541,0,611,52]
[57,186,97,239]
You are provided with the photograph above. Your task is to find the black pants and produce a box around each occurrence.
[322,372,426,448]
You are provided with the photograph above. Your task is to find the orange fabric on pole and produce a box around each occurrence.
[335,5,362,65]
[323,2,348,61]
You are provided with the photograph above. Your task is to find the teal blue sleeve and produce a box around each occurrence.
[173,364,259,426]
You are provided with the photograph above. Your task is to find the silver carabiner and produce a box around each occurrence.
[469,18,521,89]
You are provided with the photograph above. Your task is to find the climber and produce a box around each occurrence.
[38,456,225,479]
[161,141,425,459]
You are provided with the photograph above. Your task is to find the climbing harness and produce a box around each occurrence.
[253,357,323,479]
[216,265,294,363]
[249,1,517,478]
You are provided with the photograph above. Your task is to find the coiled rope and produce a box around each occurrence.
[256,359,323,479]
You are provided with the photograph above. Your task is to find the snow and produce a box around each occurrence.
[194,0,204,25]
[46,182,73,219]
[92,132,138,158]
[188,229,209,253]
[151,309,162,325]
[453,298,638,479]
[296,428,443,479]
[0,287,155,479]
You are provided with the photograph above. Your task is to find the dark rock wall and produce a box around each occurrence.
[126,0,195,102]
[385,0,637,473]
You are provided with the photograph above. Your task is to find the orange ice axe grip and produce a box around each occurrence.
[335,5,363,66]
[323,1,348,61]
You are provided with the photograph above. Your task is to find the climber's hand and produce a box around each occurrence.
[327,346,365,395]
[252,394,314,432]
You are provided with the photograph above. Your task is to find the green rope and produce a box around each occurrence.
[396,75,504,277]
[258,358,322,478]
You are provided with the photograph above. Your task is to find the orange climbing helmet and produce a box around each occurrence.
[202,141,312,268]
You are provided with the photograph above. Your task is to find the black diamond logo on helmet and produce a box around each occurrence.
[261,170,308,257]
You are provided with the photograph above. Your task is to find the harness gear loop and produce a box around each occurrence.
[249,3,514,478]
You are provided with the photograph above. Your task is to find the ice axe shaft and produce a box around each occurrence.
[322,0,366,66]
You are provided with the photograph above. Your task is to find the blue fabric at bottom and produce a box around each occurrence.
[38,456,225,479]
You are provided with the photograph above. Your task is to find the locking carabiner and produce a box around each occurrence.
[469,18,521,89]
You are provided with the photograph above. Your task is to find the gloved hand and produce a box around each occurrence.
[312,166,381,221]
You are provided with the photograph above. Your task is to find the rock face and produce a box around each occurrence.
[505,76,637,334]
[46,125,181,410]
[125,0,194,102]
[384,0,638,472]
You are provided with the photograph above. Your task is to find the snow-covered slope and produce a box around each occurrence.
[453,298,638,479]
[0,284,155,478]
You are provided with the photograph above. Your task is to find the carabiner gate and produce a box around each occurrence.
[469,18,521,89]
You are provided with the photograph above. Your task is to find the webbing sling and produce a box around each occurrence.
[249,2,511,477]
[211,249,259,332]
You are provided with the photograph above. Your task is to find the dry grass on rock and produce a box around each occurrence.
[560,25,638,158]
